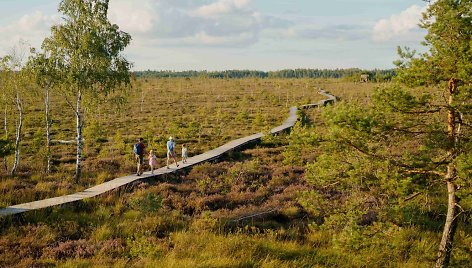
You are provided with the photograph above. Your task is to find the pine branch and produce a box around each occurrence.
[385,102,443,115]
[404,192,422,202]
[403,169,445,177]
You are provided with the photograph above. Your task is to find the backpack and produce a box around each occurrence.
[133,143,142,155]
[167,141,174,151]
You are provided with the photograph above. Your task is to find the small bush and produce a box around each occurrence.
[128,192,162,213]
[43,239,97,260]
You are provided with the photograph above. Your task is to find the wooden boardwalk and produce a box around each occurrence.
[0,90,336,217]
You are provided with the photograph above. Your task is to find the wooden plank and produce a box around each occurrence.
[0,90,336,217]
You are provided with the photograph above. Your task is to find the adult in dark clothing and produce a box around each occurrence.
[134,138,146,175]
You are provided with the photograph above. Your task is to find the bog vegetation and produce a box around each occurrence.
[0,78,470,267]
[0,0,471,267]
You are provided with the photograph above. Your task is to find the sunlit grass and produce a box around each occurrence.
[2,79,467,267]
[0,77,334,206]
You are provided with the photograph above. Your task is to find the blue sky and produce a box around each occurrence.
[0,0,429,71]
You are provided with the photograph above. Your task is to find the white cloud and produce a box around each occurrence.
[1,0,291,54]
[17,11,47,31]
[0,11,54,33]
[190,0,251,18]
[191,30,255,46]
[129,0,290,47]
[295,24,368,41]
[0,11,58,52]
[108,0,155,33]
[372,4,426,42]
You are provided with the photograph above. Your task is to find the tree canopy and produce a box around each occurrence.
[40,0,132,181]
[42,0,132,93]
[134,68,395,81]
[302,1,471,267]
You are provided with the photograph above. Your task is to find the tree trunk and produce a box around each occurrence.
[11,92,23,176]
[436,167,458,268]
[436,79,460,268]
[75,89,83,183]
[3,106,8,173]
[3,106,7,137]
[45,85,52,173]
[140,87,144,112]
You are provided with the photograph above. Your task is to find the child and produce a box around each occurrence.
[148,149,158,174]
[181,144,188,164]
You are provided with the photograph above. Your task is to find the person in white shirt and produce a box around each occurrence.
[148,149,158,174]
[181,144,188,164]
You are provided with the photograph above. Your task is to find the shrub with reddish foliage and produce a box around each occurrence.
[43,239,97,260]
[98,239,127,258]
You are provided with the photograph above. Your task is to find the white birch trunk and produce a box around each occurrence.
[11,92,23,176]
[3,106,7,137]
[140,87,145,112]
[3,106,8,172]
[45,85,52,173]
[75,89,83,182]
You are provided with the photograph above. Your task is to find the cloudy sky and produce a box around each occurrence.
[0,0,430,71]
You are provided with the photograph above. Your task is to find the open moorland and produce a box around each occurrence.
[1,78,470,267]
[0,77,327,207]
[1,0,471,266]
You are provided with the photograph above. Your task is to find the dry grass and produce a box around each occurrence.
[0,79,470,267]
[0,77,331,206]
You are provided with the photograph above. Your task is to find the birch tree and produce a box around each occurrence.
[27,51,56,173]
[0,48,31,176]
[0,59,12,173]
[41,0,132,182]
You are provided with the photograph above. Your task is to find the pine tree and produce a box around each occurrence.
[398,1,471,266]
[303,1,471,266]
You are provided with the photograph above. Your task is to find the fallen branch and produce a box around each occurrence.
[322,181,340,188]
[51,139,85,144]
[232,208,279,222]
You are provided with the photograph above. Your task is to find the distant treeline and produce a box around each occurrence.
[134,68,396,81]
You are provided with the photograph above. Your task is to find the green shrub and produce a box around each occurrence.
[127,236,163,258]
[128,192,162,213]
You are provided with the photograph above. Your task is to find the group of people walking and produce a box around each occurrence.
[133,136,188,176]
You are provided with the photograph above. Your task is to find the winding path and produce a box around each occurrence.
[0,89,336,217]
